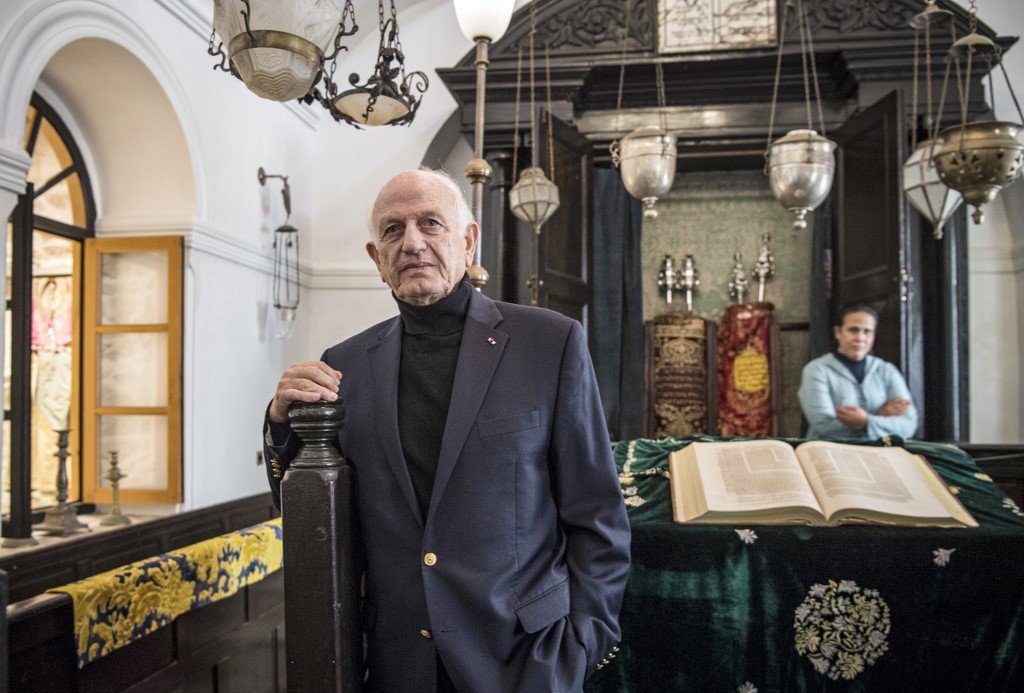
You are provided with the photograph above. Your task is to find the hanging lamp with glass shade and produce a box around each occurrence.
[609,0,677,219]
[930,0,1024,225]
[508,0,560,306]
[210,0,355,102]
[454,0,516,291]
[321,0,429,127]
[764,0,837,231]
[902,1,962,240]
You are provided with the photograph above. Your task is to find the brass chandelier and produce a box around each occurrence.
[209,0,428,128]
[930,0,1024,224]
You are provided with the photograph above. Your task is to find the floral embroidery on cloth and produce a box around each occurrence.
[794,579,891,681]
[1004,498,1024,517]
[932,548,956,567]
[735,529,758,545]
[49,518,282,667]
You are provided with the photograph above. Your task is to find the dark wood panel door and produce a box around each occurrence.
[534,110,594,328]
[830,90,923,431]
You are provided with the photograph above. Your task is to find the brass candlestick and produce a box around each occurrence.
[100,451,131,526]
[35,429,89,536]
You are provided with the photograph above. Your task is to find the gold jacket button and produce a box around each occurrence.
[423,552,437,566]
[420,629,432,639]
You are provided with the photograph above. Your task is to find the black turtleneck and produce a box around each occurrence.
[833,350,867,383]
[396,279,471,518]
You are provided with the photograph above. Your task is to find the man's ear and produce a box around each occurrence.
[366,241,381,269]
[464,221,479,264]
[833,325,841,342]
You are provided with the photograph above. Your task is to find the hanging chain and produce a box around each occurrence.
[378,0,385,33]
[795,0,813,130]
[968,0,978,34]
[528,0,538,169]
[931,15,958,142]
[611,0,630,160]
[512,43,525,181]
[656,60,668,133]
[765,0,791,166]
[544,34,556,179]
[911,27,920,144]
[924,12,933,135]
[800,0,826,132]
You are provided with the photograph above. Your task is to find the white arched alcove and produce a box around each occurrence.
[0,0,202,225]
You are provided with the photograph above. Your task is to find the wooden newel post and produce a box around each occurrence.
[281,400,363,692]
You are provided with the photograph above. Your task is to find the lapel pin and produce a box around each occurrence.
[487,337,497,345]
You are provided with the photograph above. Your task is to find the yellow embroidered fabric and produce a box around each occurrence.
[49,517,282,667]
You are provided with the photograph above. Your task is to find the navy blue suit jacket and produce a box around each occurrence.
[265,289,631,692]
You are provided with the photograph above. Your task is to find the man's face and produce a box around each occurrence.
[366,172,477,306]
[834,311,876,361]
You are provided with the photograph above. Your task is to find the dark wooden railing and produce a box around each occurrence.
[281,401,363,692]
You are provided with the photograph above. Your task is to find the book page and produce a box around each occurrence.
[796,442,950,520]
[692,441,821,513]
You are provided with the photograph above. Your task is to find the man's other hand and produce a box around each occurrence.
[835,405,869,430]
[269,361,342,423]
[876,397,911,417]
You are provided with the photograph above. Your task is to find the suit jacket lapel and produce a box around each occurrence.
[366,317,424,527]
[427,291,506,520]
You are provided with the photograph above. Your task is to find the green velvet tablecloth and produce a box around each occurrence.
[585,437,1024,693]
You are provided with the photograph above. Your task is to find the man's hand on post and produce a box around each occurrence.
[269,361,342,423]
[835,405,869,430]
[876,397,910,417]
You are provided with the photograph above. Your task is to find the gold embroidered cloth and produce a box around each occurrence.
[49,517,282,666]
[644,314,709,437]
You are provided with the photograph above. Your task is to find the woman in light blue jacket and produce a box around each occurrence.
[798,306,918,440]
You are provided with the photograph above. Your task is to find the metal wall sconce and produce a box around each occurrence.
[210,0,428,128]
[259,167,299,338]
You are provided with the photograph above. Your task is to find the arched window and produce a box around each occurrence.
[3,93,95,545]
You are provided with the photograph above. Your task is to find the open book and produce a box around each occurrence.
[669,440,977,527]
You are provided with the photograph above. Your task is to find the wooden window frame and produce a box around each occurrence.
[82,236,183,505]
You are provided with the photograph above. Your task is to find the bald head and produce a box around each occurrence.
[365,169,479,305]
[369,169,474,243]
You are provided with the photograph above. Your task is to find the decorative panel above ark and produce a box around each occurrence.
[438,0,1010,155]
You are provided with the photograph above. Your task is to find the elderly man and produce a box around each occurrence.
[263,169,631,692]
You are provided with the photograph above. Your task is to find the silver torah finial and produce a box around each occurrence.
[751,230,775,302]
[657,254,678,304]
[728,251,749,304]
[678,254,701,313]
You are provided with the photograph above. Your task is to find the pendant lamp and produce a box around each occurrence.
[764,0,837,230]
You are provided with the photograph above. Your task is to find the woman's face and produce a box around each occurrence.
[834,311,876,361]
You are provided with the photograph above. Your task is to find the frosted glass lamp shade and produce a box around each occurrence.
[509,168,560,229]
[333,90,410,127]
[213,0,342,102]
[454,0,516,41]
[902,138,963,239]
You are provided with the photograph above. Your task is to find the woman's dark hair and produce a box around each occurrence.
[833,304,879,327]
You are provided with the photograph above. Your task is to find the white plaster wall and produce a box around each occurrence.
[970,0,1024,442]
[0,0,330,513]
